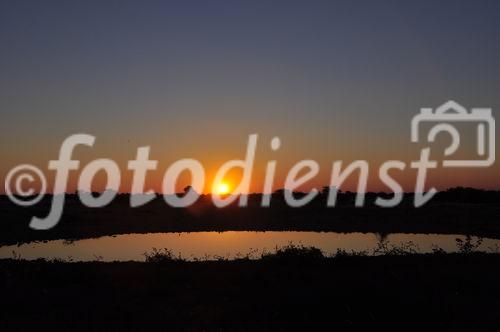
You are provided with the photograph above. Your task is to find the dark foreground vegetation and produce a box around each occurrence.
[1,247,500,330]
[1,187,500,245]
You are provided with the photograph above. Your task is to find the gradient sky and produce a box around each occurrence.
[1,0,499,193]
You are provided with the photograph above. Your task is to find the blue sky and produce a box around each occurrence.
[1,0,499,191]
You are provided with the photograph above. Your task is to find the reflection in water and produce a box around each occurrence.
[375,232,390,243]
[1,231,499,262]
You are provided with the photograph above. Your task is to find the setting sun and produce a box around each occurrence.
[216,182,231,195]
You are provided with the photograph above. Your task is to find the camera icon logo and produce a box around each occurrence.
[411,100,495,167]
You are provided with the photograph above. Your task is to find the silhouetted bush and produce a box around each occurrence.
[261,244,324,262]
[456,235,483,254]
[372,241,419,256]
[143,248,184,263]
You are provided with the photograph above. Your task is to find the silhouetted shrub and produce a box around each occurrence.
[261,244,324,262]
[456,235,483,254]
[143,248,184,263]
[372,241,419,256]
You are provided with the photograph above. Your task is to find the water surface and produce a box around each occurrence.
[1,231,498,261]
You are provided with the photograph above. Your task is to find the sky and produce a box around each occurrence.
[1,0,499,193]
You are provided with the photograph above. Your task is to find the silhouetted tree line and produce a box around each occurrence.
[5,187,499,206]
